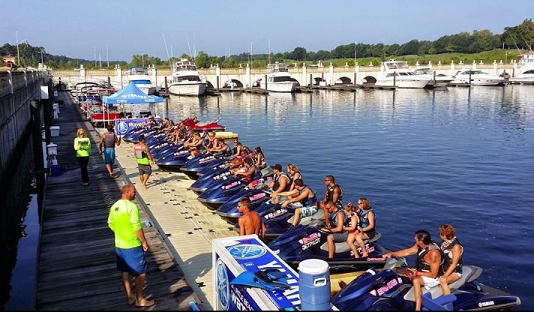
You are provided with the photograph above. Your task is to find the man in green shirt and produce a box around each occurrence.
[108,184,155,307]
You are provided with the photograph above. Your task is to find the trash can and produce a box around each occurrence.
[298,259,331,311]
[50,126,60,137]
[50,164,61,176]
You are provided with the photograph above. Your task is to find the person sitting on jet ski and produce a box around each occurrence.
[347,198,376,258]
[235,158,261,182]
[268,164,291,202]
[277,179,318,226]
[438,224,463,296]
[253,146,267,170]
[383,230,443,311]
[321,202,348,259]
[318,175,343,227]
[207,137,231,155]
[269,163,300,201]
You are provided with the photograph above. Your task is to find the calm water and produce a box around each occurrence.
[159,86,533,309]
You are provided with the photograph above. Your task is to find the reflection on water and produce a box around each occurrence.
[0,138,40,311]
[160,86,534,309]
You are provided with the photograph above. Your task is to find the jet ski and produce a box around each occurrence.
[155,149,191,171]
[216,189,271,222]
[331,257,521,311]
[188,169,233,193]
[197,178,248,209]
[233,202,323,241]
[180,154,226,179]
[268,221,388,269]
[182,117,226,131]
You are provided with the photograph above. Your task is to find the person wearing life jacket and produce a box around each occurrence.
[438,224,463,295]
[253,146,267,170]
[347,197,376,258]
[318,175,343,228]
[268,164,291,202]
[278,179,318,226]
[134,135,154,189]
[383,230,443,311]
[235,158,261,182]
[321,201,348,259]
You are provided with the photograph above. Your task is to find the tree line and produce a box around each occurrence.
[1,19,532,70]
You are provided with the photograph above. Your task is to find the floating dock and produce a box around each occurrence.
[36,92,200,310]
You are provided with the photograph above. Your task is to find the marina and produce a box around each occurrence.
[1,68,533,310]
[2,6,534,309]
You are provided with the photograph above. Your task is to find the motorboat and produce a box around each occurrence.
[412,67,454,87]
[258,62,298,92]
[450,67,505,86]
[167,58,207,96]
[509,51,534,85]
[375,60,430,88]
[127,66,156,95]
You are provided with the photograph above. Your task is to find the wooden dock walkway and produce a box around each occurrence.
[36,91,199,310]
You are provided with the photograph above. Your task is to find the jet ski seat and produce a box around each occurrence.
[319,232,382,254]
[403,265,483,301]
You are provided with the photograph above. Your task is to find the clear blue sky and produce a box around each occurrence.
[1,0,533,62]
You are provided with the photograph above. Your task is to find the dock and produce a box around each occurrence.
[36,91,209,310]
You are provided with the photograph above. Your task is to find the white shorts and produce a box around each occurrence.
[300,206,319,218]
[421,276,440,290]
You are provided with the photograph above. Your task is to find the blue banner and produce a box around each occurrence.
[115,118,160,136]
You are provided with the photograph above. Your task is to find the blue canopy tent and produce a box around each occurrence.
[103,81,163,104]
[102,82,164,127]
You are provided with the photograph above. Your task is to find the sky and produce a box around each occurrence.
[1,0,533,62]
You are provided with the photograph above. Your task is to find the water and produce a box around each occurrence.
[161,85,534,309]
[0,137,41,311]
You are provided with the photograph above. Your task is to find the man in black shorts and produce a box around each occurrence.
[134,135,154,189]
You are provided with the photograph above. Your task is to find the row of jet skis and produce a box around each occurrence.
[121,124,521,311]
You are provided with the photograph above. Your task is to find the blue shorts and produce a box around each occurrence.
[300,205,319,218]
[115,246,147,276]
[104,148,115,165]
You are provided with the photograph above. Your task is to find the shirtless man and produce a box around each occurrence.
[237,197,266,241]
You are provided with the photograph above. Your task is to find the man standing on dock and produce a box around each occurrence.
[107,184,155,307]
[237,197,266,241]
[134,135,155,189]
[99,124,121,178]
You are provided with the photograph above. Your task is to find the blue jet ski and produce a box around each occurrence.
[216,189,271,222]
[331,257,521,311]
[197,178,248,209]
[155,149,191,171]
[233,202,323,241]
[180,154,226,179]
[188,169,233,193]
[268,221,388,269]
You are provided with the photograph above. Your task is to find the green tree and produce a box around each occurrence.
[289,47,307,61]
[195,51,209,68]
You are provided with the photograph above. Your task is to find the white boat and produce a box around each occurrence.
[450,68,505,86]
[258,62,298,92]
[168,58,207,96]
[413,67,454,87]
[375,60,430,88]
[127,67,156,95]
[509,52,534,85]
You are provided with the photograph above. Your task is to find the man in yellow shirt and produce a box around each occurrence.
[108,184,154,307]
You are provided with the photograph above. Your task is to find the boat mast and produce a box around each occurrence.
[16,30,20,66]
[268,39,271,66]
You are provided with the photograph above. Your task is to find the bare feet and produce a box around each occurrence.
[142,184,148,189]
[362,253,369,258]
[135,298,155,307]
[128,296,136,305]
[354,254,360,259]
